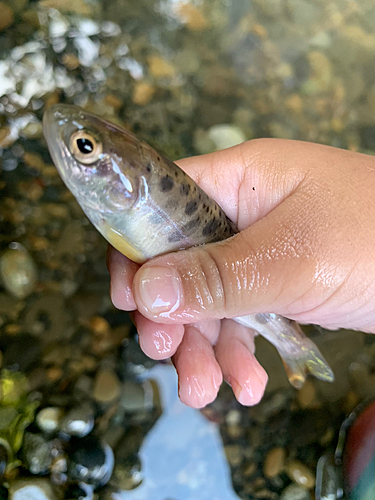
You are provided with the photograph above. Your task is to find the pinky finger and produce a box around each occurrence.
[215,319,268,406]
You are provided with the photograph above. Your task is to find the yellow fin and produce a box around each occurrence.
[100,221,146,264]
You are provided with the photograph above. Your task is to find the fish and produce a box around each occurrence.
[43,104,334,389]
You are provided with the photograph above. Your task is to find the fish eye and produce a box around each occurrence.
[69,130,103,165]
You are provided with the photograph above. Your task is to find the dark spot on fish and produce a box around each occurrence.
[146,163,151,173]
[205,206,209,213]
[183,217,200,234]
[203,218,219,236]
[174,171,179,178]
[157,156,161,161]
[168,231,184,243]
[180,183,190,196]
[252,186,255,191]
[185,201,198,215]
[160,175,174,192]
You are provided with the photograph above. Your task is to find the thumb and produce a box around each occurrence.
[133,188,322,323]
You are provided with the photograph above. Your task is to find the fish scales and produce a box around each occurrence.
[43,104,334,389]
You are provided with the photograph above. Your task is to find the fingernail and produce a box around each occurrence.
[138,266,183,314]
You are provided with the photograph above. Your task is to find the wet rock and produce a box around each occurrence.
[285,460,315,489]
[122,339,156,376]
[93,368,121,404]
[224,444,243,467]
[252,0,282,18]
[23,432,52,474]
[120,380,154,414]
[60,403,95,438]
[280,483,311,500]
[68,436,114,487]
[132,82,156,106]
[175,2,208,31]
[208,124,247,150]
[263,447,285,478]
[0,244,37,299]
[147,55,176,79]
[297,380,320,409]
[0,2,14,31]
[9,478,57,500]
[110,454,142,490]
[36,407,64,434]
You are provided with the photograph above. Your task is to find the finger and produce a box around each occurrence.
[134,311,184,360]
[132,187,315,323]
[215,320,268,405]
[172,324,223,408]
[107,245,139,310]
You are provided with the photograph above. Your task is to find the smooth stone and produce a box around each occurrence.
[286,460,315,489]
[121,380,154,414]
[264,447,285,478]
[23,433,52,474]
[0,244,37,299]
[208,124,247,151]
[60,402,95,438]
[0,2,14,31]
[36,407,63,434]
[93,368,121,404]
[111,454,143,490]
[280,483,311,500]
[68,436,114,487]
[9,478,57,500]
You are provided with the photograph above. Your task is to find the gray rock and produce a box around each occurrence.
[60,402,95,438]
[23,433,52,475]
[280,483,311,500]
[0,243,37,299]
[9,478,58,500]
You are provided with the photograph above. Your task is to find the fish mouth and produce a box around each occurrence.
[43,104,72,177]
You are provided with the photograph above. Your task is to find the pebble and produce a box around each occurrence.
[9,478,55,500]
[93,368,121,404]
[224,444,243,467]
[132,82,156,106]
[23,432,52,474]
[68,436,114,487]
[36,407,63,434]
[60,402,95,438]
[297,380,319,409]
[280,483,311,500]
[208,124,247,151]
[285,460,315,489]
[121,380,154,414]
[0,244,37,299]
[147,55,176,79]
[175,2,208,31]
[0,2,14,31]
[111,454,143,490]
[263,447,285,478]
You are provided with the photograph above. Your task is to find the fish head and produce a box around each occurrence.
[43,104,144,215]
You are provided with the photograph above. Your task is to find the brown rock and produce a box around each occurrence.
[286,460,315,489]
[264,447,285,478]
[175,2,208,31]
[94,368,121,404]
[133,82,156,106]
[148,55,176,79]
[0,3,14,31]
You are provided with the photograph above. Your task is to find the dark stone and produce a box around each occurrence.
[360,125,375,151]
[2,335,41,373]
[68,436,114,487]
[185,200,198,215]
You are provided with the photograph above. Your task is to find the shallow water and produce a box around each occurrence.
[1,0,375,498]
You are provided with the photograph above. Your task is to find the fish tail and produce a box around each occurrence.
[279,336,335,389]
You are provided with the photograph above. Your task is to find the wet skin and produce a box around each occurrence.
[109,139,375,408]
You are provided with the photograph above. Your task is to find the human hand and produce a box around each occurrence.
[107,139,375,408]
